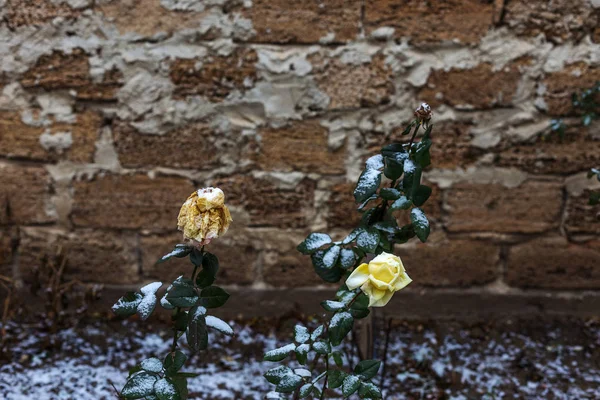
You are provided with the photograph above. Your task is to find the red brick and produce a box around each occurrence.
[310,53,394,109]
[170,48,258,101]
[213,175,315,229]
[71,173,195,231]
[4,0,82,28]
[396,238,499,287]
[542,63,600,116]
[507,237,600,289]
[419,62,523,110]
[365,0,494,46]
[238,0,361,44]
[18,227,139,285]
[21,49,122,101]
[140,232,257,286]
[565,191,600,236]
[113,121,220,169]
[446,181,563,233]
[0,110,101,163]
[0,164,55,225]
[504,0,599,44]
[252,120,346,174]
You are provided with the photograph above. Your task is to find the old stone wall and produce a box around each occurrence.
[1,0,600,316]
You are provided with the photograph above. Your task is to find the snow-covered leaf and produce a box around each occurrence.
[339,249,357,270]
[205,315,233,336]
[311,325,324,341]
[157,245,191,264]
[354,168,382,203]
[342,374,361,397]
[154,378,181,400]
[264,343,296,362]
[112,292,142,317]
[121,372,157,399]
[294,325,310,344]
[357,228,380,253]
[140,357,163,374]
[322,245,341,269]
[329,312,354,346]
[297,233,332,254]
[140,282,162,296]
[187,306,208,353]
[410,207,430,243]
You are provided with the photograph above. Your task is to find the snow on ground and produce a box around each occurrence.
[0,318,599,399]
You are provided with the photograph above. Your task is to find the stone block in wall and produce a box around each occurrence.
[140,232,257,286]
[326,183,363,230]
[252,120,346,174]
[236,0,361,44]
[18,227,139,285]
[113,121,221,170]
[262,251,325,287]
[507,236,600,289]
[364,0,494,46]
[3,0,83,29]
[0,227,16,277]
[542,63,600,116]
[20,49,123,101]
[170,48,258,101]
[446,181,563,233]
[309,52,394,110]
[71,173,194,231]
[419,62,524,110]
[395,235,499,287]
[0,163,55,225]
[213,175,315,229]
[0,110,101,163]
[565,191,600,236]
[503,0,599,44]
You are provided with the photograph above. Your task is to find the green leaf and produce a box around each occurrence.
[372,220,397,233]
[329,312,354,346]
[357,228,380,253]
[297,233,332,254]
[166,277,198,308]
[358,381,383,399]
[342,374,361,397]
[342,228,363,245]
[199,286,230,308]
[394,224,416,243]
[357,194,379,211]
[422,123,433,141]
[328,370,347,389]
[349,293,370,319]
[141,358,163,374]
[590,191,600,205]
[196,253,219,288]
[194,269,215,289]
[186,306,208,352]
[414,138,432,168]
[412,185,432,207]
[137,282,162,321]
[381,143,405,157]
[121,372,157,399]
[322,245,341,269]
[189,248,203,267]
[276,373,303,393]
[154,378,181,400]
[157,245,191,264]
[205,315,234,335]
[354,168,382,203]
[164,351,187,376]
[264,366,292,385]
[383,156,404,180]
[294,325,310,344]
[402,159,422,200]
[173,310,188,331]
[299,383,313,398]
[321,300,346,312]
[311,325,324,341]
[295,343,310,365]
[171,377,188,400]
[112,292,143,317]
[339,248,357,270]
[331,351,344,367]
[354,360,381,380]
[389,196,412,212]
[410,208,430,243]
[264,343,296,362]
[311,250,343,283]
[379,188,401,200]
[312,341,331,355]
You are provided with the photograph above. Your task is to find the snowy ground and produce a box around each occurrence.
[1,317,599,399]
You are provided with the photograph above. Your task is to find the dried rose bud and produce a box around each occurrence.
[414,102,432,123]
[177,187,233,247]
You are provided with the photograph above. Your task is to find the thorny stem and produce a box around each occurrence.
[319,356,329,400]
[407,122,421,151]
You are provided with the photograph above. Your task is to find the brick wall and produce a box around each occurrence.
[1,0,600,316]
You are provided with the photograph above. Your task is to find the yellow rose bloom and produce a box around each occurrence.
[345,252,411,307]
[177,187,233,246]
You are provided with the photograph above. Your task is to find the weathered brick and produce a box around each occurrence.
[20,49,123,101]
[262,252,324,287]
[252,120,346,174]
[140,232,257,286]
[238,0,361,44]
[507,237,600,289]
[113,121,219,169]
[4,0,82,28]
[497,129,600,174]
[542,63,600,116]
[419,62,523,110]
[396,238,499,287]
[170,48,258,101]
[327,183,363,230]
[0,163,55,225]
[365,0,494,46]
[504,0,599,44]
[0,227,15,277]
[565,191,600,235]
[0,110,101,162]
[446,181,563,233]
[71,174,194,231]
[18,227,139,285]
[213,175,315,229]
[310,53,394,109]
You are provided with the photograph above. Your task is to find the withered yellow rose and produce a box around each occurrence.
[177,187,233,246]
[346,252,411,307]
